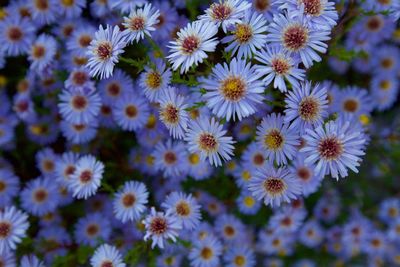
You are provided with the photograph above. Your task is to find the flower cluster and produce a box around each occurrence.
[0,0,399,266]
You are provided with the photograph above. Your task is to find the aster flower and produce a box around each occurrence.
[28,0,58,25]
[74,212,111,246]
[67,25,96,56]
[289,155,323,197]
[111,0,147,13]
[255,45,305,92]
[28,34,57,74]
[268,206,306,233]
[240,141,268,171]
[201,57,265,121]
[55,0,85,18]
[68,155,105,199]
[185,116,235,167]
[86,25,127,79]
[60,119,99,144]
[113,181,148,223]
[267,12,331,68]
[20,254,45,267]
[251,0,279,21]
[221,10,268,59]
[167,21,218,74]
[0,169,20,207]
[215,214,245,243]
[298,220,324,248]
[198,0,252,32]
[189,235,223,267]
[20,176,59,216]
[139,59,172,102]
[236,188,261,215]
[300,120,366,179]
[0,15,35,56]
[162,192,202,230]
[153,139,188,178]
[278,0,338,29]
[248,165,302,207]
[112,92,150,132]
[158,87,189,139]
[224,245,256,267]
[256,113,299,165]
[35,147,57,178]
[91,244,126,267]
[58,89,101,124]
[65,67,96,94]
[0,206,29,253]
[352,15,394,45]
[13,93,36,122]
[143,207,182,249]
[98,69,134,104]
[332,86,373,119]
[284,81,328,134]
[122,3,160,43]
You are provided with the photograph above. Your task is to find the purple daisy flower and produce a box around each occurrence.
[0,206,29,253]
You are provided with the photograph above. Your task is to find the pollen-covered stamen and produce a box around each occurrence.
[122,193,136,207]
[254,0,270,11]
[79,35,92,48]
[146,72,162,89]
[96,42,113,60]
[271,57,291,75]
[15,101,29,112]
[64,165,76,176]
[210,3,232,21]
[189,153,200,165]
[302,0,323,16]
[343,98,359,113]
[263,177,287,196]
[100,261,114,267]
[86,223,99,236]
[299,96,320,121]
[235,24,253,43]
[72,71,88,85]
[43,159,54,172]
[243,196,255,207]
[220,76,246,102]
[0,222,11,238]
[62,25,74,37]
[366,16,384,32]
[73,124,86,131]
[73,56,88,66]
[198,133,218,152]
[34,188,48,203]
[264,129,284,150]
[200,247,214,259]
[129,16,145,31]
[125,105,138,118]
[161,104,179,125]
[7,26,23,41]
[281,216,293,226]
[149,217,168,235]
[234,255,246,266]
[164,151,177,165]
[32,45,46,59]
[181,35,200,55]
[79,170,93,183]
[371,238,382,248]
[297,167,311,181]
[176,201,191,216]
[318,137,343,161]
[71,95,88,111]
[283,24,309,51]
[224,225,235,237]
[61,0,75,7]
[35,0,49,10]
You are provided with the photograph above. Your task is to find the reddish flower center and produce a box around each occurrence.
[34,188,48,203]
[281,216,292,226]
[79,170,93,183]
[283,25,309,51]
[161,104,179,125]
[107,82,121,96]
[129,16,145,31]
[150,217,167,235]
[65,165,76,176]
[366,16,383,32]
[0,181,6,192]
[61,0,75,7]
[221,76,246,102]
[125,105,138,118]
[86,224,99,236]
[224,225,235,237]
[210,3,232,20]
[343,98,358,112]
[73,124,86,131]
[299,96,320,121]
[297,167,311,181]
[7,26,23,41]
[16,101,29,112]
[201,247,213,259]
[71,95,88,110]
[302,0,322,16]
[100,261,114,267]
[72,71,88,85]
[79,35,92,47]
[43,159,54,172]
[253,153,265,166]
[164,151,177,165]
[101,105,112,115]
[96,42,112,60]
[62,25,74,37]
[318,137,343,160]
[198,133,218,152]
[181,35,200,55]
[122,193,136,207]
[381,58,393,69]
[263,178,286,195]
[254,0,270,11]
[271,57,291,75]
[0,222,11,238]
[35,0,49,10]
[32,45,46,59]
